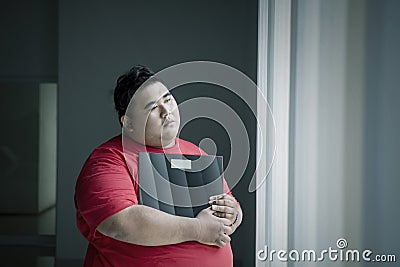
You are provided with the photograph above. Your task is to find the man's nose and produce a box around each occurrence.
[159,104,171,117]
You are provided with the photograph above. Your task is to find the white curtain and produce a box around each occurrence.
[256,0,367,266]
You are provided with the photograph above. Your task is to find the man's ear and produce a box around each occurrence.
[121,115,134,132]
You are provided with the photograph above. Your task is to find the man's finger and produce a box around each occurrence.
[213,211,225,218]
[211,205,235,214]
[210,198,236,208]
[209,194,227,201]
[223,225,233,235]
[216,240,226,248]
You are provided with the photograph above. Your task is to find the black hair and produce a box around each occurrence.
[113,65,155,126]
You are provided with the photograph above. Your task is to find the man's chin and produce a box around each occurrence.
[161,134,177,142]
[162,125,178,135]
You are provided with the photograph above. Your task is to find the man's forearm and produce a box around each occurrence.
[98,204,199,246]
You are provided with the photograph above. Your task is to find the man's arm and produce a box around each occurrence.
[97,204,233,247]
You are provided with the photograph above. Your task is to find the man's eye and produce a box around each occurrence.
[165,98,171,103]
[151,105,158,111]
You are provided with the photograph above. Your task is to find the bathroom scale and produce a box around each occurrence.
[138,152,224,217]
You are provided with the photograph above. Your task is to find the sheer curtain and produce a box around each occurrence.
[256,0,367,266]
[256,0,291,267]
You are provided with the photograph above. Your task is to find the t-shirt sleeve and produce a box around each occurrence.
[75,148,138,240]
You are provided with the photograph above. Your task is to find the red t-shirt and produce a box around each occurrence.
[75,135,234,267]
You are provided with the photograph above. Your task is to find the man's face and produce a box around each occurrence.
[124,82,180,147]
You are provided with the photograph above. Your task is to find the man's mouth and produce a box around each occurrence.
[163,117,175,126]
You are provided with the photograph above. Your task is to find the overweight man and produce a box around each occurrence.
[74,65,243,266]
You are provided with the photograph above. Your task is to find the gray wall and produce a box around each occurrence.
[0,84,56,214]
[58,0,257,265]
[363,0,400,260]
[0,1,58,266]
[0,0,57,82]
[0,0,57,230]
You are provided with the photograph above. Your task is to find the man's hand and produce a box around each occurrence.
[195,207,233,247]
[209,194,242,233]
